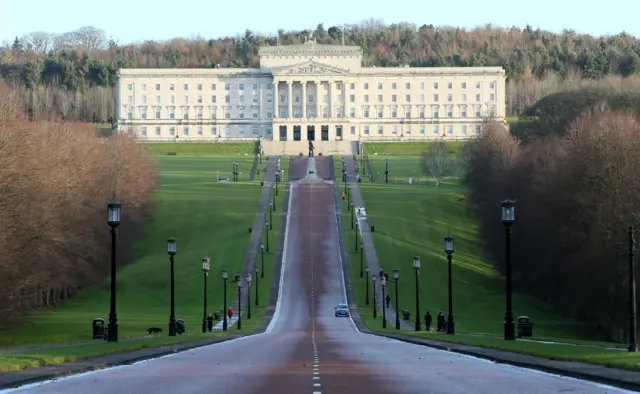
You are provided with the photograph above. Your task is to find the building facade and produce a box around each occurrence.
[115,40,505,150]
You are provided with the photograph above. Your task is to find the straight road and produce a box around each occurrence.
[4,156,634,394]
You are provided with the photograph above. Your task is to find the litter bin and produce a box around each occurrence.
[401,309,411,320]
[517,316,534,338]
[260,181,264,187]
[92,318,105,340]
[176,319,185,335]
[370,225,375,233]
[248,227,252,234]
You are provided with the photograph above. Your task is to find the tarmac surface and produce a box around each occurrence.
[4,156,637,394]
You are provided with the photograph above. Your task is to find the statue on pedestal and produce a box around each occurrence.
[308,141,315,157]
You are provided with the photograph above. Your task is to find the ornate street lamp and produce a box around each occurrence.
[246,273,252,320]
[381,274,387,328]
[201,257,210,333]
[221,269,229,331]
[360,242,365,278]
[372,274,377,318]
[236,274,243,329]
[167,237,178,336]
[260,243,265,278]
[254,266,259,306]
[365,265,370,305]
[413,256,421,332]
[393,269,400,330]
[444,235,455,335]
[501,199,515,340]
[106,200,121,342]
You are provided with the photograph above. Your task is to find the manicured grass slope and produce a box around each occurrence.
[141,142,256,156]
[333,156,578,338]
[0,156,277,349]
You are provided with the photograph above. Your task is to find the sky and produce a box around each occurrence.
[0,0,638,44]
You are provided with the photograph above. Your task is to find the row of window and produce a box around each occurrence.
[126,81,496,93]
[125,91,496,106]
[125,104,496,121]
[136,123,477,138]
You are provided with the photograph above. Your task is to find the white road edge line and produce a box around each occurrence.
[265,180,295,334]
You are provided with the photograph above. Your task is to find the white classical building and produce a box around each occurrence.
[115,39,505,154]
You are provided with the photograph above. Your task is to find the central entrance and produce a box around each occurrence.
[293,126,301,141]
[321,126,329,141]
[307,126,315,141]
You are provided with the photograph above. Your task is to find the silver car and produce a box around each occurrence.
[334,303,350,317]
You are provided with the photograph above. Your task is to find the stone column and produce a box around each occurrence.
[272,80,278,119]
[328,81,333,118]
[315,81,320,118]
[343,80,349,118]
[287,81,293,118]
[259,84,264,120]
[301,81,307,118]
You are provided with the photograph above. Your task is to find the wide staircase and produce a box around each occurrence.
[262,139,353,156]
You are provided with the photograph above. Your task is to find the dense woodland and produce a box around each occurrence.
[0,82,157,327]
[2,22,640,121]
[464,105,640,341]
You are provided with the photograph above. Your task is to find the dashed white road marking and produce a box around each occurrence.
[313,376,320,380]
[314,383,321,387]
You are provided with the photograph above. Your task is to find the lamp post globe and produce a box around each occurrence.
[236,278,243,329]
[413,256,421,332]
[201,257,210,333]
[393,269,400,329]
[501,199,516,340]
[372,274,377,318]
[444,235,455,335]
[167,237,178,336]
[106,200,121,342]
[246,273,252,320]
[221,269,229,331]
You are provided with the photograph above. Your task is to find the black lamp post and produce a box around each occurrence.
[236,274,243,329]
[413,256,421,332]
[167,237,178,337]
[246,273,252,320]
[372,274,377,318]
[445,236,455,335]
[347,182,350,201]
[355,223,359,253]
[393,269,400,329]
[201,257,210,333]
[381,275,387,328]
[365,265,370,305]
[502,199,515,340]
[360,242,364,278]
[255,266,259,306]
[222,269,228,331]
[344,171,347,194]
[269,202,273,230]
[629,226,638,352]
[385,159,389,183]
[265,221,270,252]
[260,243,265,279]
[272,184,276,211]
[275,177,279,196]
[350,201,354,229]
[347,188,351,211]
[107,200,121,342]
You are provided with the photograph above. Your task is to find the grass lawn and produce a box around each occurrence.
[0,155,282,370]
[362,141,466,156]
[333,155,605,340]
[141,142,256,156]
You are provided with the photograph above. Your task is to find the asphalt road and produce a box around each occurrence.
[5,156,635,394]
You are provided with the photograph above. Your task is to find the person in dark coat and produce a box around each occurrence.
[385,294,391,308]
[424,311,432,331]
[207,313,214,331]
[437,311,445,332]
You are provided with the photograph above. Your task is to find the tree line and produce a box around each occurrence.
[0,82,157,328]
[463,103,640,341]
[2,22,640,121]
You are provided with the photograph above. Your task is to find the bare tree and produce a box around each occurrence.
[421,141,448,186]
[24,32,52,53]
[73,26,106,52]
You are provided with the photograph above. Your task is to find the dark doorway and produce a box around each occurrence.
[321,125,329,141]
[279,126,287,141]
[293,126,301,141]
[307,125,315,141]
[335,126,343,140]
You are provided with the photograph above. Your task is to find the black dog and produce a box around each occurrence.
[147,327,163,335]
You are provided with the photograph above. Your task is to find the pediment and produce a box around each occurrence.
[272,61,348,76]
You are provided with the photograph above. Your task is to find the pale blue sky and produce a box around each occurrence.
[0,0,637,44]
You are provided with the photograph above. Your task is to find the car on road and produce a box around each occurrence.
[334,303,350,317]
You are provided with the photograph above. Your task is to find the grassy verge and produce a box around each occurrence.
[141,142,256,156]
[363,141,466,156]
[0,333,223,372]
[400,332,640,372]
[0,156,280,357]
